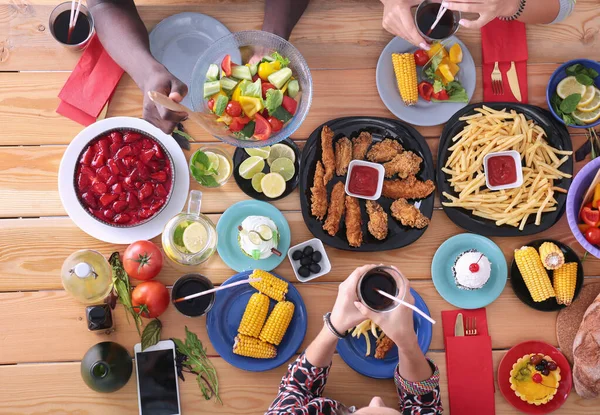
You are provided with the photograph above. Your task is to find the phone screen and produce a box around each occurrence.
[136,348,180,415]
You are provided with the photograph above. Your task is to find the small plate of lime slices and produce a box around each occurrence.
[233,139,301,201]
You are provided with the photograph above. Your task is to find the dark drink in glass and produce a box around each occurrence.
[415,1,461,41]
[172,274,215,317]
[49,2,95,49]
[357,266,408,312]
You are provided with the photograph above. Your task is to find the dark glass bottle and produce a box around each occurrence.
[86,304,114,331]
[81,342,132,393]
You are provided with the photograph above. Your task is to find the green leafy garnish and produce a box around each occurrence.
[173,128,196,142]
[173,223,186,248]
[190,151,219,187]
[576,73,594,86]
[265,89,283,115]
[551,92,585,126]
[141,319,162,351]
[560,93,582,114]
[240,78,262,98]
[252,249,261,260]
[109,252,143,336]
[271,51,290,68]
[444,81,469,103]
[566,63,599,80]
[190,164,219,187]
[433,80,444,94]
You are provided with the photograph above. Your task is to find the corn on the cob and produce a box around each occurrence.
[260,301,295,346]
[233,334,277,359]
[539,242,565,270]
[392,53,418,106]
[250,270,288,302]
[238,293,270,338]
[553,262,578,306]
[514,246,556,302]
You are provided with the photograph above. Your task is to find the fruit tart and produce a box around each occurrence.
[509,353,561,405]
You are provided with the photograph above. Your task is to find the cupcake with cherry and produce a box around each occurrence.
[509,353,561,406]
[452,249,492,290]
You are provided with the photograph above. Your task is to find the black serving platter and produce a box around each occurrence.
[299,117,435,252]
[510,239,584,312]
[437,103,573,237]
[233,138,301,202]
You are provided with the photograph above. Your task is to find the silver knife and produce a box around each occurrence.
[454,313,464,337]
[506,61,522,102]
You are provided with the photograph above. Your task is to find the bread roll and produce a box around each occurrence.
[573,293,600,398]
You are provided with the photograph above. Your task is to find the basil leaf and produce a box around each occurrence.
[576,73,594,86]
[173,224,185,247]
[566,64,583,76]
[559,93,581,114]
[109,252,142,336]
[586,68,599,79]
[191,150,210,169]
[141,319,162,351]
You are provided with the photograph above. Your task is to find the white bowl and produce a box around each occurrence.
[287,238,331,282]
[345,160,385,200]
[483,150,523,191]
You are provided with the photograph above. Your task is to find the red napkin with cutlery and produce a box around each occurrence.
[442,308,495,415]
[481,19,528,103]
[57,35,124,126]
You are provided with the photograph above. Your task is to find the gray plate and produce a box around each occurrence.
[376,35,476,127]
[149,12,233,107]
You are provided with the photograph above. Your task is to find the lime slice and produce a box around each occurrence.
[238,156,265,179]
[213,154,231,183]
[270,157,295,181]
[245,146,271,159]
[204,151,220,171]
[579,85,597,107]
[557,76,586,99]
[257,224,274,240]
[251,172,266,193]
[267,143,295,166]
[248,231,262,245]
[573,106,600,124]
[182,222,208,254]
[261,172,286,198]
[577,88,600,112]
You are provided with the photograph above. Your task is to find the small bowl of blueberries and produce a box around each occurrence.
[288,238,331,282]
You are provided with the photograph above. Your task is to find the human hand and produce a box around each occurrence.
[442,0,520,29]
[381,0,429,49]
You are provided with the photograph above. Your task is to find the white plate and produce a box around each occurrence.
[58,117,190,244]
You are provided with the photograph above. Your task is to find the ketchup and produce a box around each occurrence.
[487,155,517,187]
[348,165,379,197]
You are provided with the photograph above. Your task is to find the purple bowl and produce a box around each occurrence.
[566,157,600,257]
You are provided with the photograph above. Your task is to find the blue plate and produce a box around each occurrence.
[432,233,507,309]
[336,288,432,379]
[206,270,307,372]
[216,200,291,272]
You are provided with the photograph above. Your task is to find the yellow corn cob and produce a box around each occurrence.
[233,334,277,359]
[260,301,295,346]
[250,270,288,302]
[538,242,565,270]
[238,293,270,338]
[514,246,556,302]
[553,262,578,306]
[392,53,418,106]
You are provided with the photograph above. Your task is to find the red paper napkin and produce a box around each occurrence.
[57,35,124,126]
[481,19,528,103]
[442,309,495,415]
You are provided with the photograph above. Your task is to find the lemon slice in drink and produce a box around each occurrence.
[251,172,266,193]
[182,222,208,254]
[579,85,597,107]
[557,76,586,99]
[573,107,600,124]
[261,172,286,198]
[267,143,295,166]
[204,151,220,170]
[245,146,271,159]
[577,88,600,112]
[239,156,265,179]
[270,157,295,181]
[213,154,231,183]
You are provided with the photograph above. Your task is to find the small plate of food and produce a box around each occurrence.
[206,269,307,372]
[431,233,507,309]
[299,117,435,252]
[233,139,301,201]
[216,200,291,272]
[438,103,573,236]
[498,340,571,414]
[336,288,432,379]
[511,240,584,312]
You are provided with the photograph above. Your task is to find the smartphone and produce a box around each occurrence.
[134,340,181,415]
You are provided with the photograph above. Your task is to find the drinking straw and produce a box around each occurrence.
[173,278,262,303]
[426,5,448,37]
[375,289,436,324]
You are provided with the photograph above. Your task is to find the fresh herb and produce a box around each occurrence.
[551,93,585,126]
[566,63,599,80]
[271,51,290,68]
[173,327,222,404]
[173,128,196,142]
[141,319,162,350]
[173,223,186,247]
[587,128,600,160]
[190,150,219,187]
[109,252,143,336]
[265,89,283,115]
[576,73,594,86]
[560,93,582,114]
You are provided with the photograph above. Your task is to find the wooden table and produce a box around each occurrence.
[1,0,599,413]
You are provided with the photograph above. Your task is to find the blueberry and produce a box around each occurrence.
[303,246,314,256]
[311,251,322,263]
[300,256,312,266]
[541,368,550,376]
[298,266,311,278]
[535,364,545,372]
[292,250,304,261]
[309,263,321,274]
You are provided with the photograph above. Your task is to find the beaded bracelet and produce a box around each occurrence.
[323,312,348,339]
[500,0,527,21]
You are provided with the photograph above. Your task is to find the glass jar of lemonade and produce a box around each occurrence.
[61,250,113,304]
[162,190,217,266]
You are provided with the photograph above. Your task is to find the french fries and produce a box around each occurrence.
[442,106,572,230]
[351,320,381,357]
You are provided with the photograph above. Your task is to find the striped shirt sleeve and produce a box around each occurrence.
[551,0,576,23]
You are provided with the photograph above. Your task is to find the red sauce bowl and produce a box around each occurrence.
[345,160,384,200]
[483,150,523,191]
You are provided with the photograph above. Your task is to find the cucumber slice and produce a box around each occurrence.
[214,95,229,116]
[240,120,256,138]
[206,64,220,82]
[268,68,293,89]
[248,63,258,76]
[262,55,275,63]
[271,106,293,123]
[220,77,239,92]
[203,81,221,99]
[287,80,300,99]
[231,65,252,81]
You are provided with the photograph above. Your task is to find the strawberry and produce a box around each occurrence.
[131,140,143,155]
[109,142,121,157]
[150,199,165,212]
[146,160,161,172]
[119,192,127,201]
[113,200,128,213]
[106,175,119,187]
[116,159,128,176]
[97,138,110,156]
[140,149,155,164]
[129,168,140,181]
[91,153,106,169]
[122,156,135,169]
[97,166,111,182]
[138,208,154,219]
[81,192,97,208]
[103,209,116,220]
[109,131,123,144]
[154,183,168,197]
[136,161,150,180]
[150,171,167,183]
[153,144,165,159]
[135,181,143,189]
[113,213,131,224]
[99,193,119,207]
[80,147,95,165]
[141,139,153,149]
[112,183,123,194]
[115,146,132,159]
[123,176,135,190]
[107,159,119,175]
[80,166,96,179]
[139,183,153,200]
[123,132,142,143]
[77,173,91,191]
[92,182,108,195]
[126,192,139,209]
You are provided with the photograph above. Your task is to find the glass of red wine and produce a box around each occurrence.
[49,2,95,49]
[357,266,408,313]
[171,274,216,317]
[415,0,461,42]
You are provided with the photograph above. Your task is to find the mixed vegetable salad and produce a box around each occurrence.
[203,52,300,141]
[579,182,600,247]
[416,42,468,103]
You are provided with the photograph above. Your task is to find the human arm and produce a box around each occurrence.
[262,0,310,40]
[380,0,430,49]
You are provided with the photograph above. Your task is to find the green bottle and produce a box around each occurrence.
[81,342,132,393]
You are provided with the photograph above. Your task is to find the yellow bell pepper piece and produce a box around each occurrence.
[449,44,463,64]
[232,84,243,102]
[258,61,280,81]
[238,96,263,118]
[438,64,455,83]
[441,57,460,77]
[593,183,600,208]
[427,42,447,59]
[211,90,227,101]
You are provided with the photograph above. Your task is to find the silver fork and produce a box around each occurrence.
[491,62,504,95]
[466,317,478,336]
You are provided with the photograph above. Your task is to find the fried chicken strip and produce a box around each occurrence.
[352,132,373,160]
[334,137,352,176]
[383,151,422,178]
[391,198,430,229]
[321,125,335,185]
[375,335,394,359]
[366,138,403,163]
[366,200,388,240]
[310,161,328,220]
[382,175,435,200]
[323,182,346,236]
[345,196,363,248]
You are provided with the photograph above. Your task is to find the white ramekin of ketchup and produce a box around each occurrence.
[345,160,384,200]
[483,150,523,191]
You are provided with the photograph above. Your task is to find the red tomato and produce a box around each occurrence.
[585,227,600,245]
[207,98,215,112]
[225,101,242,117]
[582,207,600,227]
[418,81,434,101]
[252,74,260,82]
[433,89,449,100]
[253,113,272,141]
[282,96,297,115]
[414,50,429,66]
[221,54,232,77]
[262,83,277,99]
[267,116,284,132]
[123,240,163,281]
[131,281,170,318]
[229,116,251,132]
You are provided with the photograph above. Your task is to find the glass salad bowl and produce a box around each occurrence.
[190,30,313,148]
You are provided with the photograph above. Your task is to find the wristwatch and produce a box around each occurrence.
[500,0,527,21]
[323,312,348,339]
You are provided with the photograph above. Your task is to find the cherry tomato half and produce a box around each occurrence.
[253,113,272,141]
[262,83,277,99]
[432,89,449,100]
[221,54,232,77]
[207,98,215,112]
[282,96,297,115]
[267,116,284,132]
[418,81,434,101]
[229,116,251,132]
[225,101,242,117]
[581,206,600,227]
[585,226,600,245]
[414,50,429,66]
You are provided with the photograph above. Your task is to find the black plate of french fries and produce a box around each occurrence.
[437,103,574,237]
[298,117,435,252]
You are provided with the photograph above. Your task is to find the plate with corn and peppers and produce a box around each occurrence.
[511,240,584,312]
[376,35,476,127]
[206,269,307,371]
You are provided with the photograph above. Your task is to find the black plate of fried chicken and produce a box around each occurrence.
[299,117,435,251]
